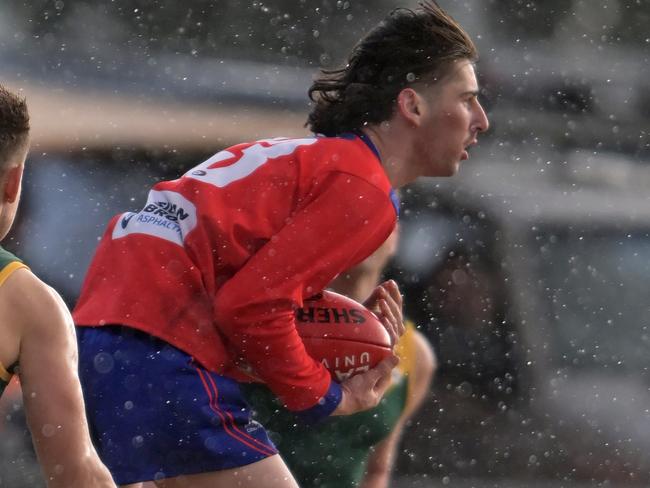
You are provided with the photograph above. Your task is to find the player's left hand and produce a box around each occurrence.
[363,279,404,346]
[332,354,400,416]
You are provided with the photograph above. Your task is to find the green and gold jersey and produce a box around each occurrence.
[242,322,419,488]
[0,246,27,397]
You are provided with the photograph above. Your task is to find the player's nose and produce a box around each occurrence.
[472,100,489,134]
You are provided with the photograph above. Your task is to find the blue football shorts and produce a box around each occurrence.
[76,325,278,485]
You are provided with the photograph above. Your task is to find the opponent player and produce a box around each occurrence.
[244,227,437,488]
[73,2,489,487]
[0,85,116,487]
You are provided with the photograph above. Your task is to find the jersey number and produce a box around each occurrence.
[184,137,317,188]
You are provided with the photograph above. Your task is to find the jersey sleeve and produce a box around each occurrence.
[213,171,396,413]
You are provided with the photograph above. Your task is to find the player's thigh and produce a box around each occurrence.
[152,455,299,488]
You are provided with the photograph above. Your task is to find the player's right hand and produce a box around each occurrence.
[330,354,399,416]
[363,279,404,346]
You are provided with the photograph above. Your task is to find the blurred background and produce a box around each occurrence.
[1,0,649,486]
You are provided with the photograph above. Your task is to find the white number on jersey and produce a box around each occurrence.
[184,137,318,188]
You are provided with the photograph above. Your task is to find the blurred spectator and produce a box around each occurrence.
[423,246,515,398]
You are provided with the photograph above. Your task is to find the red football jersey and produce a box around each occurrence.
[73,134,397,411]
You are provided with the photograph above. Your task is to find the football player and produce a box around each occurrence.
[73,2,488,487]
[0,85,116,487]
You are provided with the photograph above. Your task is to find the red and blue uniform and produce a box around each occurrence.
[74,133,398,483]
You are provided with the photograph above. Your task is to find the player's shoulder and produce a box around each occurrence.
[176,134,393,199]
[0,246,26,285]
[0,267,71,334]
[220,135,362,159]
[2,267,62,310]
[308,133,374,159]
[185,134,379,176]
[220,136,322,156]
[307,134,393,193]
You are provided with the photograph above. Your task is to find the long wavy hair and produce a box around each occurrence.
[307,1,478,135]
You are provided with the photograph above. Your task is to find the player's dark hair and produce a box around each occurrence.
[307,1,478,135]
[0,85,30,170]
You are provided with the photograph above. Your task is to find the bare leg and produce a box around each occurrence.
[149,455,299,488]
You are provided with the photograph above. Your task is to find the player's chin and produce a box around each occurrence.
[426,156,461,177]
[440,160,461,177]
[449,151,468,174]
[428,165,457,178]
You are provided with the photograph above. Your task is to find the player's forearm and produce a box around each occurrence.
[214,297,333,410]
[24,399,109,485]
[360,429,401,488]
[360,471,391,488]
[26,408,115,488]
[37,448,115,488]
[21,352,116,485]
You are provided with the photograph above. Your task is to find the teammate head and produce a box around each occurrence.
[307,1,489,185]
[0,85,30,240]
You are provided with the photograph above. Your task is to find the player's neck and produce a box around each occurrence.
[361,125,417,189]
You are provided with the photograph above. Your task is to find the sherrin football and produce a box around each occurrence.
[295,290,392,382]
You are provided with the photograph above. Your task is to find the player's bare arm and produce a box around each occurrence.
[1,268,116,488]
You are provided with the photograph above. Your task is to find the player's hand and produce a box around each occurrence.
[363,279,404,346]
[331,354,399,416]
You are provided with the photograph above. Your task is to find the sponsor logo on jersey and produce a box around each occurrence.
[120,213,135,229]
[112,190,197,246]
[142,201,190,222]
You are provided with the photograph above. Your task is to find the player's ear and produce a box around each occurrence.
[396,88,424,127]
[3,165,23,204]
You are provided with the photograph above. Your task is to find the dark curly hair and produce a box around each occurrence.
[0,84,29,170]
[307,1,478,135]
